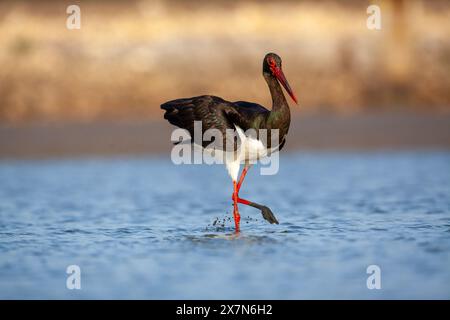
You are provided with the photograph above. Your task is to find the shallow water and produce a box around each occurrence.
[0,152,449,299]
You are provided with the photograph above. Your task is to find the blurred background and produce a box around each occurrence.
[1,1,450,300]
[0,0,450,157]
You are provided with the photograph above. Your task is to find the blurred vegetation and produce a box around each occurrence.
[0,0,449,123]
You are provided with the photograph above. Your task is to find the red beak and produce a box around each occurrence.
[274,68,298,105]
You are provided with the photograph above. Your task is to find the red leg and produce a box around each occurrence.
[237,165,250,192]
[233,164,279,225]
[237,196,279,224]
[237,197,251,205]
[231,165,278,232]
[232,181,240,232]
[231,165,250,232]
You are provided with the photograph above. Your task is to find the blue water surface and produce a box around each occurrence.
[0,151,449,299]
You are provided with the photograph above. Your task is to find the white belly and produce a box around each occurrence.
[194,126,274,181]
[224,126,271,181]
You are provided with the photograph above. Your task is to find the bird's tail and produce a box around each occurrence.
[161,99,196,131]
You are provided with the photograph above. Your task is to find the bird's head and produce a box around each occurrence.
[263,53,298,105]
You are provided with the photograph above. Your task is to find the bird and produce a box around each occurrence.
[161,53,298,232]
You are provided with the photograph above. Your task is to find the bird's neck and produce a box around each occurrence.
[265,74,291,128]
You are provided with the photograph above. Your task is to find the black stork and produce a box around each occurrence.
[161,53,298,232]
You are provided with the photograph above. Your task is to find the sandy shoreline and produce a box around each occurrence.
[1,113,449,160]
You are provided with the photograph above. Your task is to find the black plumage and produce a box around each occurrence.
[161,53,295,152]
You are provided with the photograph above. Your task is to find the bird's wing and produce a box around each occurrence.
[161,95,236,148]
[223,101,269,130]
[161,96,271,148]
[225,101,287,151]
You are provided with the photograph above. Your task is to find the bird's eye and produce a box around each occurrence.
[267,57,278,75]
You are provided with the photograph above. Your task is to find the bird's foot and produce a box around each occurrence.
[260,206,279,224]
